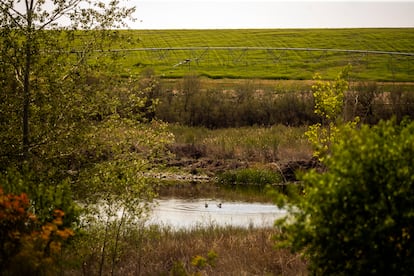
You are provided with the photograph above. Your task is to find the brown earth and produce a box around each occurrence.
[163,149,320,183]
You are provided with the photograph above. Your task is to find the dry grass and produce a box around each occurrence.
[169,124,312,164]
[63,225,308,275]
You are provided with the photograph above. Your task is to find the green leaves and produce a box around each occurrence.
[218,168,281,190]
[305,66,358,161]
[312,72,345,121]
[278,119,414,274]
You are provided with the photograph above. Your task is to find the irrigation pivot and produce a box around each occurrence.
[67,47,414,81]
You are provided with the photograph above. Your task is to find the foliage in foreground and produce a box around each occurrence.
[0,2,174,274]
[277,119,414,275]
[0,187,74,275]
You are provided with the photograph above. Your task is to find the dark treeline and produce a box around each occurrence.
[144,73,414,128]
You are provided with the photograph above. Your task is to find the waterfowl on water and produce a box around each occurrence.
[217,203,222,208]
[205,202,208,208]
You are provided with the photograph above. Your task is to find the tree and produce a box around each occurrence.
[1,2,177,274]
[1,0,175,235]
[277,119,414,274]
[1,3,175,273]
[304,66,352,160]
[0,0,135,165]
[0,0,135,214]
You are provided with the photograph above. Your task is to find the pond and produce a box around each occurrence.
[148,198,286,229]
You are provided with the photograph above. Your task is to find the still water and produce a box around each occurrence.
[148,198,286,229]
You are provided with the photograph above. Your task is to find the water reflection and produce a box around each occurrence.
[148,198,286,229]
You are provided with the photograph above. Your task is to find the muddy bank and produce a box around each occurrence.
[161,155,320,183]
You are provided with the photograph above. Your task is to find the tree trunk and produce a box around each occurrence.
[22,0,34,162]
[23,41,31,161]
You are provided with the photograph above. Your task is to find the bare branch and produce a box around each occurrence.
[0,1,25,29]
[38,0,82,30]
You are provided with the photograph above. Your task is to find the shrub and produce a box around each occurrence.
[305,66,351,161]
[0,187,74,274]
[277,119,414,275]
[218,168,281,190]
[191,250,217,273]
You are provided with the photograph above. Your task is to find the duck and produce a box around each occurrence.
[205,202,208,208]
[217,203,222,208]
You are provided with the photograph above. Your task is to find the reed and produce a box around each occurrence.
[62,224,308,275]
[169,124,312,163]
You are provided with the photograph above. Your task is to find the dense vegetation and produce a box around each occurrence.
[0,1,172,274]
[278,119,414,275]
[276,70,414,274]
[154,73,414,128]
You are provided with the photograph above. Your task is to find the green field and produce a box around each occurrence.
[98,28,414,81]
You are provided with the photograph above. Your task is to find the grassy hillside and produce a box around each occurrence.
[105,28,414,81]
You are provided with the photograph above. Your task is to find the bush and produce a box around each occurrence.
[277,119,414,275]
[0,187,74,274]
[218,168,281,190]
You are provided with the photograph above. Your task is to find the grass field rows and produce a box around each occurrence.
[95,28,414,80]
